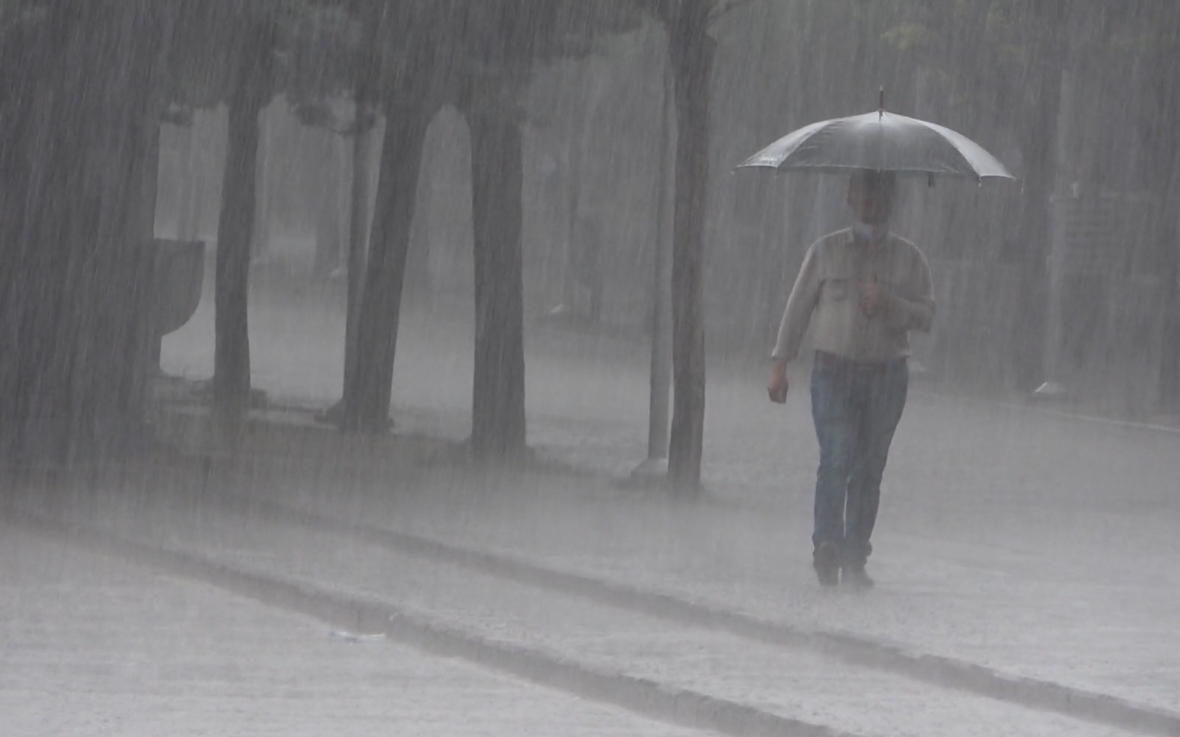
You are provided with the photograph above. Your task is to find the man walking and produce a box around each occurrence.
[767,169,934,589]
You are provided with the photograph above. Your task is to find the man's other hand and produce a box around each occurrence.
[767,360,789,404]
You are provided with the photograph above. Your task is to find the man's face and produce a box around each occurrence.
[847,177,895,225]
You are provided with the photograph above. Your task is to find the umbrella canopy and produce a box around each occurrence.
[738,109,1014,181]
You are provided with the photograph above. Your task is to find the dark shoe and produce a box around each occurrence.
[813,541,840,587]
[841,564,875,591]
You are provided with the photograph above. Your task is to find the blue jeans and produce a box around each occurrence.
[809,353,909,566]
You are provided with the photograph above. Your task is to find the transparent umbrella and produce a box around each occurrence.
[738,94,1014,182]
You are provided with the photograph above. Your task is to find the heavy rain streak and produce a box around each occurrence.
[2,2,1179,735]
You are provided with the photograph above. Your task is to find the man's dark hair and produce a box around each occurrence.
[850,168,897,197]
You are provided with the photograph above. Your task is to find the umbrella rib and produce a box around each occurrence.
[912,118,1009,181]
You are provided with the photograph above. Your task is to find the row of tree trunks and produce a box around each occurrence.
[341,84,530,460]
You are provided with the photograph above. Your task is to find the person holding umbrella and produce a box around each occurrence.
[766,168,934,589]
[741,99,1010,591]
[742,96,1012,589]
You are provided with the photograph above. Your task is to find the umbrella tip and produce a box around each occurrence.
[878,87,885,118]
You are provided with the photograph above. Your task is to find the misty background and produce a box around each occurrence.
[3,3,1180,734]
[150,1,1180,431]
[0,0,1177,492]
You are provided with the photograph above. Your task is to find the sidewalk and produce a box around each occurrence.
[151,285,1180,716]
[0,520,702,737]
[219,434,1180,717]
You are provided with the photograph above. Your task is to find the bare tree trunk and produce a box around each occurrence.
[144,118,168,374]
[89,8,170,460]
[0,43,37,454]
[342,117,378,401]
[0,0,173,463]
[341,3,382,411]
[214,99,259,416]
[646,54,675,464]
[342,107,431,433]
[467,110,527,459]
[1148,43,1180,413]
[666,2,714,489]
[1155,122,1180,413]
[214,24,272,419]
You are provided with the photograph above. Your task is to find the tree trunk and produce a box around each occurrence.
[342,116,378,403]
[0,0,173,464]
[1155,125,1180,413]
[342,107,431,433]
[666,3,714,489]
[646,53,676,463]
[143,114,167,375]
[213,26,272,418]
[467,110,527,459]
[341,3,382,411]
[0,29,45,457]
[1149,47,1180,414]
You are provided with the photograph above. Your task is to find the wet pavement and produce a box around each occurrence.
[0,523,705,737]
[4,284,1178,735]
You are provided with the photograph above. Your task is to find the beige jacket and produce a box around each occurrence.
[772,228,934,363]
